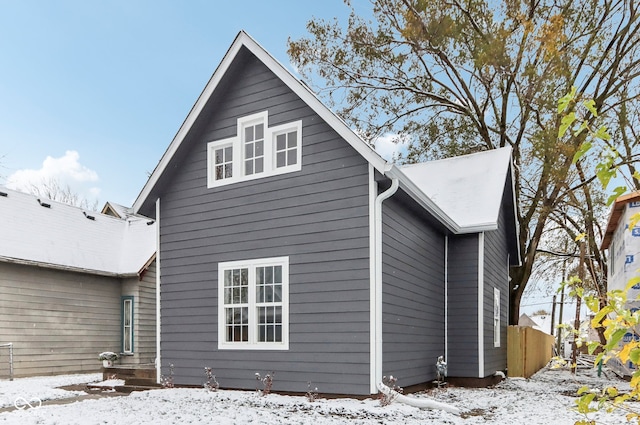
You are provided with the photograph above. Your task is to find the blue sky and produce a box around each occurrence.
[0,0,392,206]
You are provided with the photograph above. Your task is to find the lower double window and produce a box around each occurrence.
[218,256,289,350]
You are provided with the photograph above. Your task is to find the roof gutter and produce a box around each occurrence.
[0,256,142,278]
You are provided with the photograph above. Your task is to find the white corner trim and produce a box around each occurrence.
[478,232,485,378]
[155,198,161,384]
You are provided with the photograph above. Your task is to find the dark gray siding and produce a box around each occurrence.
[158,49,372,395]
[483,186,511,375]
[381,192,446,386]
[447,234,479,377]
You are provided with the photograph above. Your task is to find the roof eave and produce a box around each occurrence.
[0,255,139,278]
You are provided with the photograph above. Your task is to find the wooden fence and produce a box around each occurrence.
[507,326,555,378]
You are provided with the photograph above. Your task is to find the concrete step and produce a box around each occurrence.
[114,385,162,394]
[103,365,156,381]
[124,378,162,387]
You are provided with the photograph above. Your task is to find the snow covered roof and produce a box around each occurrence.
[0,187,156,277]
[399,147,514,231]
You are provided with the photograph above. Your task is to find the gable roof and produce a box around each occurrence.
[0,187,156,277]
[133,30,516,236]
[399,147,514,230]
[101,201,134,219]
[601,190,640,250]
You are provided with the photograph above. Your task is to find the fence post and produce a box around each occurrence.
[0,343,13,380]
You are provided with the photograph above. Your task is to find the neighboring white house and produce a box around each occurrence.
[601,191,640,373]
[602,191,640,297]
[0,187,157,377]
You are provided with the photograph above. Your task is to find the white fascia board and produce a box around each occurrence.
[133,31,388,213]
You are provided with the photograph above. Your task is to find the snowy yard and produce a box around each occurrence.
[0,365,633,424]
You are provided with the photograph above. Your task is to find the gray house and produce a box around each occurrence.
[0,188,157,377]
[133,31,519,395]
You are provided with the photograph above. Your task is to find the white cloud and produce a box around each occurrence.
[373,133,410,162]
[5,150,100,201]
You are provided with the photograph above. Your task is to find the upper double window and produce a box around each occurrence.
[207,111,302,188]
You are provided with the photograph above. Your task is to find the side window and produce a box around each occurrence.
[275,131,298,168]
[218,257,289,350]
[214,144,233,181]
[243,122,264,176]
[122,296,134,353]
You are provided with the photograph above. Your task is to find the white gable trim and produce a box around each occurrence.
[133,31,388,213]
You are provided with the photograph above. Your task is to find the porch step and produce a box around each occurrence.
[114,385,161,394]
[103,364,157,387]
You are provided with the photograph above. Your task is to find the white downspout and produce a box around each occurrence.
[444,236,448,363]
[373,177,399,391]
[155,198,161,384]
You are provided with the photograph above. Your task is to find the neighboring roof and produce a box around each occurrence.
[133,30,516,235]
[0,187,156,277]
[399,147,513,230]
[101,201,134,219]
[601,191,640,250]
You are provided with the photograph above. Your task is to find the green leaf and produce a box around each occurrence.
[577,385,591,395]
[558,86,577,113]
[573,120,588,136]
[572,140,592,164]
[604,328,627,350]
[592,305,613,325]
[587,341,600,355]
[583,99,597,117]
[559,112,576,138]
[585,296,600,312]
[607,186,627,206]
[594,125,612,141]
[597,165,616,189]
[630,348,640,364]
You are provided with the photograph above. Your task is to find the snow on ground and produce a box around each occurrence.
[0,373,101,409]
[0,366,633,424]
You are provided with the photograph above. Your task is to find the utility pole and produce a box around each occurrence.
[557,285,565,355]
[550,295,557,337]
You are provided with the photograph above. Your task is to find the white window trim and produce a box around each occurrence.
[122,297,134,354]
[207,111,302,188]
[217,256,290,350]
[494,287,501,348]
[271,121,303,173]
